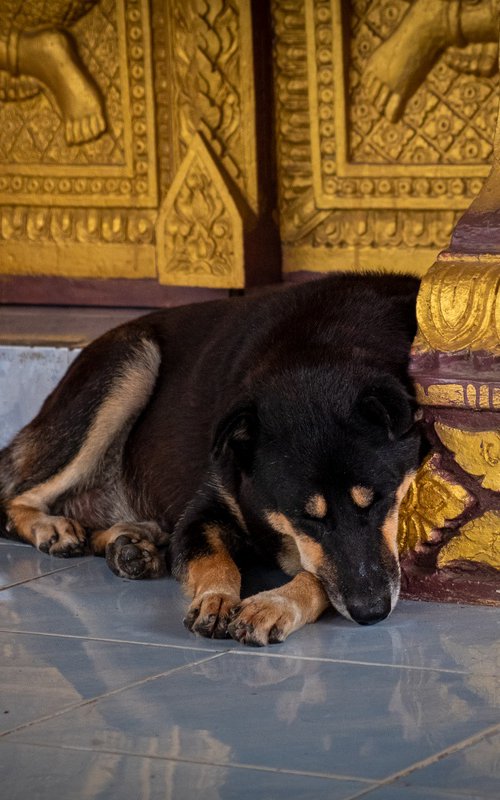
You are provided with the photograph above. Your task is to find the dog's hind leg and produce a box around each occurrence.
[90,521,169,579]
[1,333,160,558]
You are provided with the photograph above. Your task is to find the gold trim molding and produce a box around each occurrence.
[414,382,500,411]
[416,258,500,353]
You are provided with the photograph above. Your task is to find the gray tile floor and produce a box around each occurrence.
[0,541,498,800]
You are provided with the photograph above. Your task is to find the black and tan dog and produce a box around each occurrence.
[0,273,425,645]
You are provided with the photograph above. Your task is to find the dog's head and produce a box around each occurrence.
[212,366,424,625]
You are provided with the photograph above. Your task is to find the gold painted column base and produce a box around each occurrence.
[398,257,500,606]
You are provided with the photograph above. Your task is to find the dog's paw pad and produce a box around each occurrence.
[106,533,166,579]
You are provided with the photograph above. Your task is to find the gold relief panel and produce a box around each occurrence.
[0,0,157,209]
[274,0,499,272]
[0,0,264,286]
[306,0,495,209]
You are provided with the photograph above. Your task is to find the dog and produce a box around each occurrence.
[0,273,425,645]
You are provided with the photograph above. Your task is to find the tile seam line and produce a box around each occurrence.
[0,740,378,784]
[231,649,478,676]
[0,562,83,591]
[0,651,227,740]
[0,628,232,655]
[339,722,500,800]
[0,629,493,676]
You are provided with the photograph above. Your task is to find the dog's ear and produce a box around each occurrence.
[211,402,258,470]
[354,378,413,441]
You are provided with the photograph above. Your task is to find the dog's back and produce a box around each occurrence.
[117,273,420,525]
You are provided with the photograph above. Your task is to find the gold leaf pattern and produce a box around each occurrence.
[435,423,500,492]
[438,512,500,569]
[398,455,473,555]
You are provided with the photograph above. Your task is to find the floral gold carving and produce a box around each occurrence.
[156,134,244,289]
[398,455,473,555]
[435,423,500,492]
[169,0,258,214]
[437,512,500,570]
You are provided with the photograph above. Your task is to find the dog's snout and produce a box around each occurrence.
[347,597,391,626]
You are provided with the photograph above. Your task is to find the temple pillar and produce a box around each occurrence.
[398,16,500,606]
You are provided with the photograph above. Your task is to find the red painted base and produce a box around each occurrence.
[401,559,500,606]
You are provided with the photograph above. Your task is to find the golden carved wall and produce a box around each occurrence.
[2,0,500,290]
[0,0,277,291]
[273,0,499,276]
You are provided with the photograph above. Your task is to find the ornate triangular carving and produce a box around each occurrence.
[156,134,244,288]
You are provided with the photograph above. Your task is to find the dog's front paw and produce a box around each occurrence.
[184,592,240,639]
[228,592,301,646]
[35,516,87,557]
[105,533,166,579]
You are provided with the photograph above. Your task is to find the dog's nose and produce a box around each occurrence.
[347,598,391,626]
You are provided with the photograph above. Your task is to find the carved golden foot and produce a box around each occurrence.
[365,0,451,122]
[17,28,106,145]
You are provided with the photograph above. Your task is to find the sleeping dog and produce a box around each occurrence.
[0,273,425,645]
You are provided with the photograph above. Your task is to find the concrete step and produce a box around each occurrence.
[0,306,145,448]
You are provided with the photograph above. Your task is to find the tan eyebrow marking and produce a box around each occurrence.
[350,486,374,508]
[304,493,327,519]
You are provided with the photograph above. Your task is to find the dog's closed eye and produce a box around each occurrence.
[350,486,374,509]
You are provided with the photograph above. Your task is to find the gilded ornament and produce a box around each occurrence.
[435,423,500,492]
[414,383,466,408]
[437,512,500,570]
[417,260,500,352]
[170,0,258,213]
[398,455,473,555]
[156,134,244,289]
[364,0,500,123]
[415,381,500,411]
